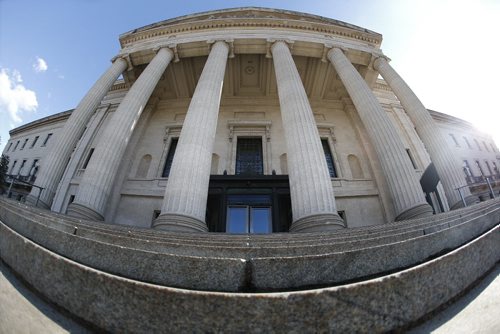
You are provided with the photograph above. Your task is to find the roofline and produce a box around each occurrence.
[9,110,73,136]
[120,7,380,38]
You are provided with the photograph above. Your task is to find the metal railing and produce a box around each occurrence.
[457,176,497,207]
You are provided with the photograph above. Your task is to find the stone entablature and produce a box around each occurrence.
[120,7,382,48]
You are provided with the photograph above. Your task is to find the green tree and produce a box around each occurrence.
[0,154,9,194]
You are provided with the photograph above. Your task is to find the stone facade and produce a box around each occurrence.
[2,7,499,232]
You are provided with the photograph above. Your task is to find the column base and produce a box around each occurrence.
[153,213,208,233]
[395,203,433,221]
[289,213,346,233]
[66,202,104,221]
[450,195,480,210]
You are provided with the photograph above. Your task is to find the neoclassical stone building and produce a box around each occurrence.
[3,7,499,233]
[1,8,500,332]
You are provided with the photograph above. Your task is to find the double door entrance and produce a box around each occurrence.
[227,195,272,234]
[206,175,291,234]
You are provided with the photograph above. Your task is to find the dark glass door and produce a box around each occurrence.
[226,194,271,234]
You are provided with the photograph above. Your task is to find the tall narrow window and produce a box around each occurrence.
[13,141,20,151]
[20,138,29,150]
[29,159,39,182]
[406,149,418,169]
[18,160,26,175]
[449,134,459,147]
[162,138,178,177]
[463,136,472,149]
[492,161,499,175]
[6,142,12,151]
[474,138,481,151]
[10,160,17,174]
[322,139,337,177]
[42,133,53,146]
[82,148,94,169]
[475,160,485,176]
[348,154,364,178]
[463,160,473,177]
[30,136,39,148]
[235,137,263,175]
[483,141,489,152]
[136,154,152,178]
[484,161,493,175]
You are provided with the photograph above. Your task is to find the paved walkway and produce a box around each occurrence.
[410,263,500,333]
[0,261,90,334]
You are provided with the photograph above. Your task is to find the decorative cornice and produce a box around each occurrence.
[9,110,73,136]
[119,15,381,48]
[110,81,130,91]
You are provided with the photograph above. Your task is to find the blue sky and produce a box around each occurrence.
[1,0,499,152]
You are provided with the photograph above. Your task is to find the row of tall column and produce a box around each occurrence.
[30,39,468,233]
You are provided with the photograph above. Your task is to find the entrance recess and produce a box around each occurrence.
[206,175,291,233]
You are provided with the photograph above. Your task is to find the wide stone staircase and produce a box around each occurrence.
[0,197,499,332]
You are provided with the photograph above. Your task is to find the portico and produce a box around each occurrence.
[28,8,466,233]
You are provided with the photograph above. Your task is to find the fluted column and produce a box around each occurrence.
[67,47,174,220]
[328,47,433,220]
[153,41,229,232]
[272,41,344,232]
[27,57,128,209]
[374,56,472,208]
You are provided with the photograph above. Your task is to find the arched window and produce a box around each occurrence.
[211,154,220,174]
[136,154,152,178]
[348,154,364,179]
[280,154,288,175]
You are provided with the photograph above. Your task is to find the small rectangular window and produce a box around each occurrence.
[42,133,53,146]
[6,142,12,151]
[162,138,178,177]
[337,210,346,222]
[322,139,337,177]
[13,141,20,151]
[82,148,94,169]
[30,136,39,148]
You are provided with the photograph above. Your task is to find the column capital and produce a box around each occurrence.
[266,39,294,58]
[111,53,132,71]
[152,45,175,55]
[206,40,231,53]
[326,45,348,59]
[372,53,391,70]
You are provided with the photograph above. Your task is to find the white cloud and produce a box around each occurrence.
[0,68,38,123]
[33,56,48,73]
